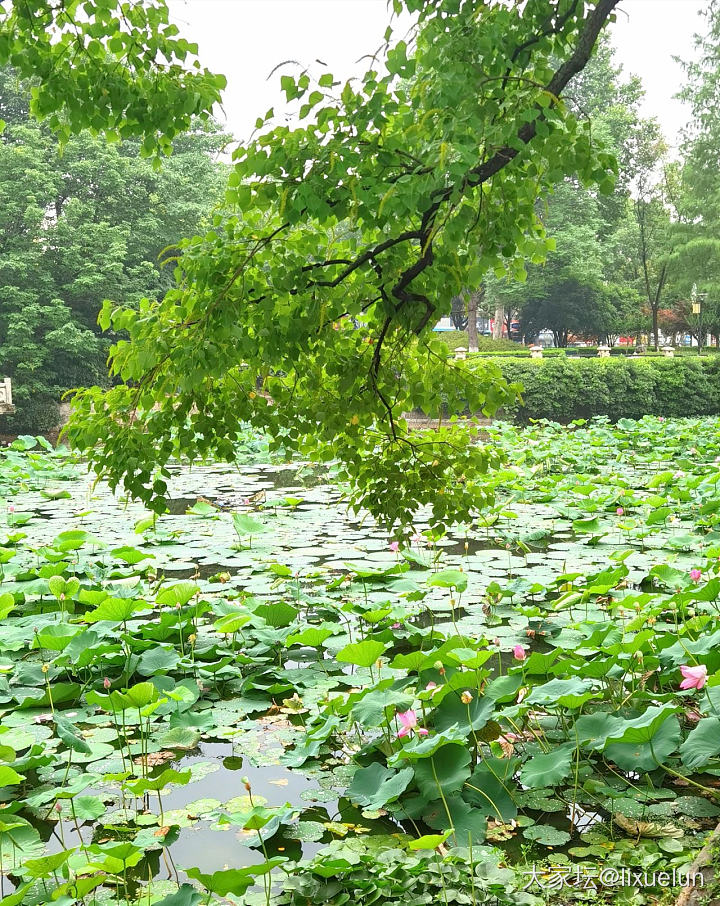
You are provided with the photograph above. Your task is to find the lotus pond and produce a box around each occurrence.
[2,416,720,906]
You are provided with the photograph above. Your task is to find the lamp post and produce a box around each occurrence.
[695,292,707,355]
[689,285,706,354]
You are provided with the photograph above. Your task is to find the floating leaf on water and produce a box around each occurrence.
[522,825,571,846]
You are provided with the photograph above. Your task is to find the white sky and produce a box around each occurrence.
[168,0,707,150]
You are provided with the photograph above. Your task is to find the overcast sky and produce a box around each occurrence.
[168,0,707,151]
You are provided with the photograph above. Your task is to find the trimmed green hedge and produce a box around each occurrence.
[469,346,720,359]
[434,332,520,352]
[471,357,720,422]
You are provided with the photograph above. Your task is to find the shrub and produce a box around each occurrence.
[468,356,720,422]
[435,331,520,352]
[1,395,60,435]
[469,346,720,359]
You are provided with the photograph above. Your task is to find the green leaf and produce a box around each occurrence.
[336,640,386,667]
[120,682,160,710]
[523,825,571,846]
[73,796,106,821]
[253,600,298,628]
[605,715,681,772]
[413,744,472,800]
[518,743,574,789]
[184,860,285,896]
[153,884,203,906]
[159,726,201,751]
[232,513,266,535]
[0,765,25,786]
[125,769,191,795]
[54,715,92,755]
[156,583,200,607]
[152,885,204,906]
[84,597,139,623]
[680,718,720,771]
[286,626,334,647]
[23,849,75,878]
[137,646,180,675]
[408,831,452,850]
[347,763,414,810]
[112,545,154,565]
[427,569,468,593]
[0,593,14,619]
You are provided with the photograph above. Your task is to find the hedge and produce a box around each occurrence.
[436,331,519,352]
[0,395,60,436]
[469,356,720,422]
[468,346,720,359]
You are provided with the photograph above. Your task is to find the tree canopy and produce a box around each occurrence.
[0,0,226,156]
[4,0,622,530]
[0,67,228,432]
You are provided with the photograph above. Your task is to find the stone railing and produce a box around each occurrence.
[0,377,14,415]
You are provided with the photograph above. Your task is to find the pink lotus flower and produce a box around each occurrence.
[389,541,400,552]
[391,622,402,629]
[658,416,665,422]
[411,533,424,544]
[396,709,428,738]
[616,507,624,516]
[513,645,526,661]
[690,569,702,582]
[7,504,14,514]
[680,664,707,690]
[103,677,111,689]
[425,681,437,691]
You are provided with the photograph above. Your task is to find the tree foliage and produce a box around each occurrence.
[59,0,622,531]
[487,39,655,346]
[0,0,226,157]
[667,1,720,342]
[0,68,227,432]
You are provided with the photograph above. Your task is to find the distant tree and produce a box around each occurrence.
[0,68,228,431]
[520,277,618,347]
[485,38,648,346]
[666,3,720,342]
[449,295,468,331]
[627,121,672,349]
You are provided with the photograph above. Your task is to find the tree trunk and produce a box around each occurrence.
[504,309,513,338]
[652,305,659,351]
[492,304,504,340]
[467,291,479,352]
